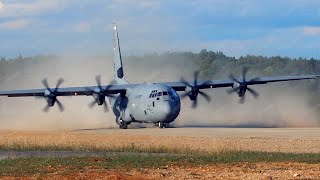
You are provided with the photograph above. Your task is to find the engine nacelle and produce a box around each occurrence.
[92,89,105,106]
[232,81,240,89]
[44,90,56,107]
[185,86,198,101]
[232,81,246,97]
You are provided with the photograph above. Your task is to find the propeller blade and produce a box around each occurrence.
[95,75,102,90]
[88,100,97,108]
[239,95,245,104]
[103,99,109,112]
[54,78,64,92]
[43,105,50,112]
[199,91,211,102]
[56,99,65,112]
[247,87,259,98]
[242,67,249,81]
[105,81,118,98]
[192,99,198,109]
[181,92,190,99]
[180,70,213,108]
[42,78,50,91]
[180,77,192,88]
[227,87,238,94]
[229,74,240,83]
[193,71,199,86]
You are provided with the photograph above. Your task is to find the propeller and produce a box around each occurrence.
[180,71,211,108]
[41,78,65,112]
[88,75,116,112]
[227,67,260,104]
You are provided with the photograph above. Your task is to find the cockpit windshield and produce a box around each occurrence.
[149,90,170,98]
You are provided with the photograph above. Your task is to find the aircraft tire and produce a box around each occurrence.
[159,122,164,128]
[122,122,128,129]
[119,120,128,129]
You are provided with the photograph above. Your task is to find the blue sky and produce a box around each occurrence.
[1,0,320,58]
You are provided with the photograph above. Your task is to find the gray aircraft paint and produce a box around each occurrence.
[112,23,128,85]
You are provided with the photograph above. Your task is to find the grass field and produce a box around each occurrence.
[1,151,320,176]
[0,129,320,179]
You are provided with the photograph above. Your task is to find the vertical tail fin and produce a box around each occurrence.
[113,22,129,84]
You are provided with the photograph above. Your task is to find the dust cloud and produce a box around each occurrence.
[0,54,319,130]
[175,87,320,128]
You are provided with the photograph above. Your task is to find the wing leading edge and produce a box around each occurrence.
[163,75,320,91]
[0,75,319,97]
[0,84,133,97]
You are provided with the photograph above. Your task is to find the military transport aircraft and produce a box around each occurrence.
[0,23,319,129]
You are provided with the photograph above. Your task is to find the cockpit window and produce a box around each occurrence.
[149,90,167,98]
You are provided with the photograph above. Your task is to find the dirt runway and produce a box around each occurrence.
[1,128,320,153]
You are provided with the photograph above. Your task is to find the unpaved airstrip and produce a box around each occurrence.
[1,128,320,153]
[0,128,320,179]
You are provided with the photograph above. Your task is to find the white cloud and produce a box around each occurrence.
[303,26,320,36]
[0,19,31,30]
[0,0,66,18]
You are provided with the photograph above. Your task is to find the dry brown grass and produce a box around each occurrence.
[0,129,320,153]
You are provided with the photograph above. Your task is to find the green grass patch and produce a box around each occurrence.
[0,151,320,176]
[0,142,199,155]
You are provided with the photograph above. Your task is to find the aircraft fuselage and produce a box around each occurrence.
[111,84,181,125]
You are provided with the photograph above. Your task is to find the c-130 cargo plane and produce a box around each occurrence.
[0,23,319,129]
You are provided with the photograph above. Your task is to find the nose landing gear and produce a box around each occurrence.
[158,122,169,129]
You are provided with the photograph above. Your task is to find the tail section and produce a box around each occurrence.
[113,22,129,84]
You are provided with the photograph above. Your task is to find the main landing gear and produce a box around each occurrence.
[119,119,128,129]
[158,122,169,129]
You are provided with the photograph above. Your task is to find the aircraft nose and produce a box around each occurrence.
[160,99,177,120]
[162,101,172,115]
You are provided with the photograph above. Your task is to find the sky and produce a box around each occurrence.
[1,0,320,58]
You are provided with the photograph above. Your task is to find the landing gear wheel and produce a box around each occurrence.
[122,122,128,129]
[119,119,128,129]
[164,123,169,128]
[159,122,164,129]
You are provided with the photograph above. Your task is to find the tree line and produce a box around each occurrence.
[0,50,320,105]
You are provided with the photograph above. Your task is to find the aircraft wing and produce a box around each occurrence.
[164,75,320,91]
[0,84,132,97]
